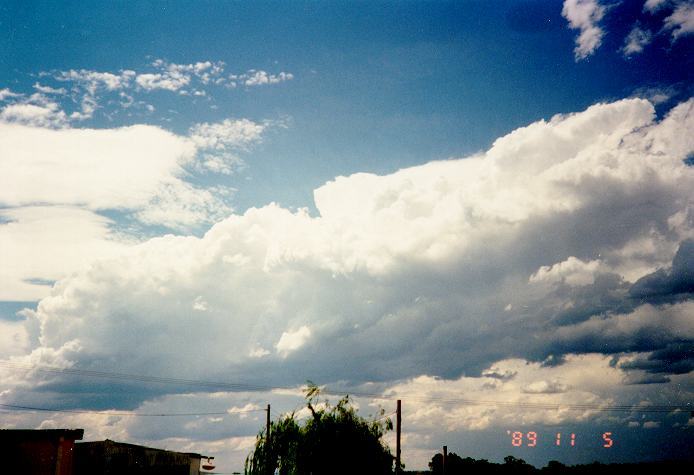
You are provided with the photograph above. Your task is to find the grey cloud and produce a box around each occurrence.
[481,368,518,381]
[515,239,694,353]
[541,273,633,326]
[624,373,671,384]
[629,239,694,302]
[539,354,567,367]
[619,342,694,375]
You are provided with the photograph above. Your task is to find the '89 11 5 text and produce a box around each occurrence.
[507,431,614,448]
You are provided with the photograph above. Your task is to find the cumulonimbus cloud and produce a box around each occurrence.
[1,97,692,473]
[1,97,690,411]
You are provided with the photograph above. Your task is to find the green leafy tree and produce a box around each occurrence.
[245,383,395,475]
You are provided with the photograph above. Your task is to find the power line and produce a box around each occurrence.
[326,390,691,413]
[0,403,264,417]
[0,361,690,414]
[373,411,397,423]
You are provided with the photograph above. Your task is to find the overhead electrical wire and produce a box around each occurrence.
[0,361,690,414]
[0,403,264,417]
[373,411,397,423]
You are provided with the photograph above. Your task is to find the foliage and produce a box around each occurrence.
[427,452,693,475]
[429,452,499,474]
[245,382,395,475]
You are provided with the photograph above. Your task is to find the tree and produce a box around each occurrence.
[542,460,566,474]
[503,455,535,474]
[429,452,494,475]
[245,383,394,475]
[429,451,466,474]
[428,452,538,475]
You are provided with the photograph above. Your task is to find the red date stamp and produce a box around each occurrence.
[507,430,613,448]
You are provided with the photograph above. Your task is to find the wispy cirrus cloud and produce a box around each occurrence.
[3,60,296,124]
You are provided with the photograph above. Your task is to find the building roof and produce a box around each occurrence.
[0,429,84,441]
[77,439,209,459]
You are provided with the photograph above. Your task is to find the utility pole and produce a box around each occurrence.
[442,445,447,475]
[266,404,271,444]
[396,399,401,474]
[266,404,271,475]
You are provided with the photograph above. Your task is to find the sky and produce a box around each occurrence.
[0,0,693,471]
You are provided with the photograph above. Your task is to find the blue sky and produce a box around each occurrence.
[1,0,693,471]
[3,0,691,212]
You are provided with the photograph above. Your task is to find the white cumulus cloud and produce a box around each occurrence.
[0,88,21,101]
[622,24,653,55]
[0,102,67,128]
[7,62,294,124]
[188,118,267,175]
[276,326,312,357]
[189,118,267,150]
[56,69,135,92]
[243,70,294,87]
[0,98,691,432]
[136,73,190,92]
[644,0,670,12]
[663,2,694,39]
[33,83,67,95]
[530,257,602,287]
[0,120,237,301]
[0,206,129,301]
[228,70,294,89]
[562,0,606,60]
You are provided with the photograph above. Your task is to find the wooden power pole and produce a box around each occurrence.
[266,404,271,444]
[443,445,447,475]
[396,399,401,474]
[266,404,271,475]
